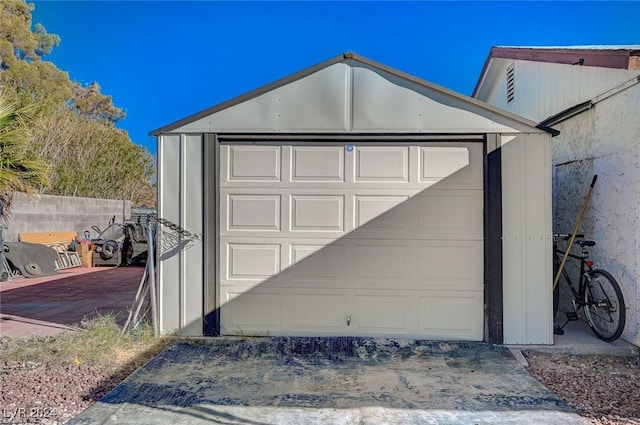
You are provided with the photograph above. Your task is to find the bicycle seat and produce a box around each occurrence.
[576,240,596,247]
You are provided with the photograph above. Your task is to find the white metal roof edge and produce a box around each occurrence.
[495,45,640,50]
[150,52,551,137]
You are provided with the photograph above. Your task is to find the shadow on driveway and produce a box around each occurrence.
[68,338,591,424]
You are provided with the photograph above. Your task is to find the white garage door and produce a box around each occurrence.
[219,141,484,340]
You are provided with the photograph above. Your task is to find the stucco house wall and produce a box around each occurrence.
[552,83,640,345]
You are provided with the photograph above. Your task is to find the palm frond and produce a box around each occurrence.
[0,94,50,204]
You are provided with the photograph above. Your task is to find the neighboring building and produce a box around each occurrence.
[151,53,554,345]
[474,45,640,346]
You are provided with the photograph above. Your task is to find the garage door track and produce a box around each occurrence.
[68,338,590,424]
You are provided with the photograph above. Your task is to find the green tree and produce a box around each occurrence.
[0,1,59,64]
[38,112,155,206]
[70,81,125,124]
[0,0,68,110]
[1,1,123,121]
[0,0,155,207]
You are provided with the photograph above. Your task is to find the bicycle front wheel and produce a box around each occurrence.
[583,269,626,342]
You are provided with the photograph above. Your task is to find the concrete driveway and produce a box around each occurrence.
[68,338,590,424]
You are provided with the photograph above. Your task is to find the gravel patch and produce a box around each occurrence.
[0,331,162,425]
[0,360,139,424]
[524,351,640,425]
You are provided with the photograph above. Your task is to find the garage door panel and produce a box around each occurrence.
[418,292,483,339]
[353,244,409,283]
[418,242,483,290]
[288,244,345,283]
[355,147,409,182]
[227,244,280,280]
[417,191,483,239]
[354,195,411,233]
[291,146,344,182]
[289,293,347,330]
[291,195,344,231]
[227,195,281,231]
[420,144,483,189]
[421,147,469,178]
[224,145,281,182]
[353,295,410,333]
[222,291,281,333]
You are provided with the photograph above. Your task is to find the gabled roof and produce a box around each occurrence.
[473,45,640,97]
[151,52,552,136]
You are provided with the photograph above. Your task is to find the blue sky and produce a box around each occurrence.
[31,1,640,154]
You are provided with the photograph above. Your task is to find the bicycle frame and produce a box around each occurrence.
[553,239,593,310]
[553,234,626,341]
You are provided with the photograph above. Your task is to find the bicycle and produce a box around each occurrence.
[553,233,626,342]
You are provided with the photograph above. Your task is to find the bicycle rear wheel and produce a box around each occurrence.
[583,269,625,342]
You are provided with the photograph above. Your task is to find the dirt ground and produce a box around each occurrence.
[524,351,640,425]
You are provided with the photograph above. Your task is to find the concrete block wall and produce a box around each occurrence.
[2,193,132,242]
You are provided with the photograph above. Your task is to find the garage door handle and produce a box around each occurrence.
[346,315,351,326]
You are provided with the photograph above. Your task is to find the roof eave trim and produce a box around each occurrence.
[535,123,560,137]
[539,100,593,128]
[472,47,497,98]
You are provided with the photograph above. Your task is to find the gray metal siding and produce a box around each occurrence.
[157,134,204,335]
[501,133,553,344]
[181,135,204,335]
[158,134,181,333]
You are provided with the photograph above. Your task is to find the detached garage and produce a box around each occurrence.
[151,53,554,345]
